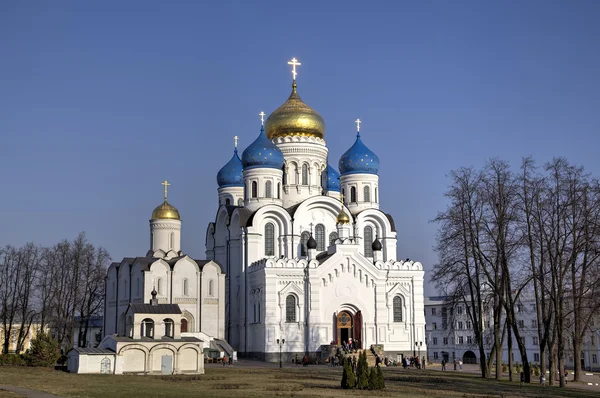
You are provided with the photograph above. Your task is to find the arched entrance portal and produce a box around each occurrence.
[335,310,362,347]
[463,350,477,364]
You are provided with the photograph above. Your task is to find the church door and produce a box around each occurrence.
[336,311,353,345]
[161,355,173,375]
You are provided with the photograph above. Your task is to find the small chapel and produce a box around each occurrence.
[84,182,229,374]
[206,59,426,362]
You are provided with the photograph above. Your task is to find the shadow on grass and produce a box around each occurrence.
[383,369,592,397]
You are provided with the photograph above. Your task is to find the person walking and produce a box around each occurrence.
[459,359,463,370]
[520,371,524,388]
[422,356,426,370]
[441,359,446,371]
[222,356,227,367]
[453,358,457,370]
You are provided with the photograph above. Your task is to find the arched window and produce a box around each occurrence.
[264,223,275,256]
[181,318,188,333]
[277,183,281,199]
[208,279,214,297]
[350,186,357,203]
[302,164,308,185]
[374,187,378,203]
[265,181,272,198]
[101,357,111,374]
[157,278,162,295]
[238,198,244,206]
[286,295,296,322]
[364,186,370,202]
[300,231,310,257]
[329,232,339,245]
[164,318,174,338]
[141,318,154,338]
[225,198,231,206]
[169,232,174,249]
[315,224,325,251]
[393,296,403,322]
[251,181,258,198]
[364,226,373,257]
[341,188,345,202]
[282,167,287,185]
[183,279,189,296]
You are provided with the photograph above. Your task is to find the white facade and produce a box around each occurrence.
[424,296,600,371]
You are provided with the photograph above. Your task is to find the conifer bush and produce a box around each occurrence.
[368,367,378,389]
[25,332,60,367]
[356,351,369,389]
[341,358,355,389]
[377,365,385,389]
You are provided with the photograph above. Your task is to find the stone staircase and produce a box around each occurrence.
[344,347,385,367]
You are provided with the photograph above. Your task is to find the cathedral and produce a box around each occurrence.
[206,59,426,362]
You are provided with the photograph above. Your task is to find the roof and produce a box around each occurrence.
[129,303,182,315]
[316,251,335,263]
[70,347,115,355]
[110,336,202,343]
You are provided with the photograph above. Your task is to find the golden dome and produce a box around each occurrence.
[336,207,350,225]
[151,200,181,220]
[265,82,325,140]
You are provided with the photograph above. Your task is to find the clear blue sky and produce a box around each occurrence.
[1,1,599,295]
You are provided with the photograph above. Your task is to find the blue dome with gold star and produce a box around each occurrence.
[217,148,244,187]
[339,132,379,175]
[242,126,285,170]
[323,164,341,192]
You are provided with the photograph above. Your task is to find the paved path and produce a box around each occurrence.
[0,386,61,398]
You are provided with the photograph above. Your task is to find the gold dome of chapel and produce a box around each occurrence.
[151,180,181,220]
[265,82,326,140]
[151,201,180,220]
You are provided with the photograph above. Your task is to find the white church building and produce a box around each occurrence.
[206,59,427,362]
[79,183,229,374]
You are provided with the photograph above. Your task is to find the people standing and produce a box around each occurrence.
[422,356,426,370]
[459,359,463,370]
[453,358,457,370]
[441,358,446,371]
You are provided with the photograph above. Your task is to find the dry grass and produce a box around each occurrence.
[0,365,595,398]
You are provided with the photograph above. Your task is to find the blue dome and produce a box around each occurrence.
[217,148,244,187]
[242,126,285,170]
[338,133,379,175]
[322,164,340,192]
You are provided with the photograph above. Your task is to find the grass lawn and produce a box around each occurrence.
[0,364,596,398]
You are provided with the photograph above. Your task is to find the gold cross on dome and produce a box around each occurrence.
[233,136,239,149]
[287,57,301,80]
[161,180,171,201]
[259,111,266,126]
[355,118,361,132]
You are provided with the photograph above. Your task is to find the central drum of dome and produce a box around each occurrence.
[265,83,326,140]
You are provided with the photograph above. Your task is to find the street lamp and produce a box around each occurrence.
[276,338,285,368]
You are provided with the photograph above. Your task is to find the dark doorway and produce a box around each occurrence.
[463,350,477,364]
[336,311,353,345]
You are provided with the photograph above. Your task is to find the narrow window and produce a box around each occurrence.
[157,278,162,295]
[286,295,296,322]
[393,296,403,322]
[251,181,258,198]
[265,181,272,198]
[341,188,345,202]
[364,226,373,257]
[164,318,174,338]
[265,223,275,256]
[315,224,325,251]
[329,232,338,245]
[300,231,310,257]
[169,232,174,249]
[364,186,370,202]
[225,198,231,206]
[183,278,189,296]
[181,318,188,333]
[208,279,214,297]
[277,183,281,199]
[302,164,308,185]
[238,198,244,206]
[374,187,378,203]
[350,186,357,203]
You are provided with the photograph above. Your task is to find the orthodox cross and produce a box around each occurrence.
[355,118,361,132]
[233,136,239,149]
[288,57,301,80]
[309,222,314,234]
[340,192,345,203]
[161,180,170,201]
[259,111,266,126]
